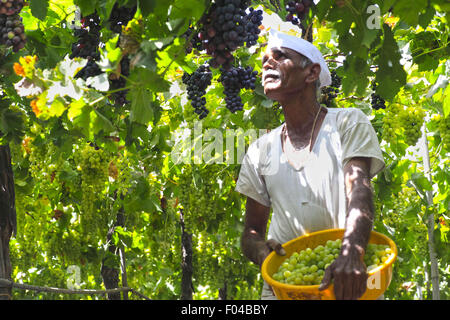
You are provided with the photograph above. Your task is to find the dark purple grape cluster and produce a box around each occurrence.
[184,0,263,69]
[108,3,137,33]
[70,13,101,60]
[109,56,131,106]
[0,0,24,16]
[74,60,103,80]
[182,64,213,119]
[71,13,103,80]
[320,70,341,107]
[0,13,26,52]
[181,26,203,54]
[371,83,386,110]
[243,7,263,47]
[219,66,257,113]
[285,0,313,26]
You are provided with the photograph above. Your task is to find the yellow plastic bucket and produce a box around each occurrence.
[261,229,397,300]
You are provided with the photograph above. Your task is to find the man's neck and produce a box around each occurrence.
[280,91,321,139]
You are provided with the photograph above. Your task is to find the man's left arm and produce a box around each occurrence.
[319,156,374,300]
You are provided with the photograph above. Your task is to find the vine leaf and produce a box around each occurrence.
[138,0,157,17]
[74,0,96,15]
[393,0,427,26]
[129,86,154,125]
[86,73,110,92]
[374,24,407,102]
[30,0,49,21]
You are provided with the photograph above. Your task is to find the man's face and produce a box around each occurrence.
[261,47,316,100]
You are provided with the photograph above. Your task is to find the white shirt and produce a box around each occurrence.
[236,107,385,245]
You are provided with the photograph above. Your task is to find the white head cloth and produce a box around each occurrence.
[266,28,331,87]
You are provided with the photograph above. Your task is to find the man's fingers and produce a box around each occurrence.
[357,272,368,299]
[333,274,345,300]
[318,266,332,291]
[342,271,354,300]
[266,239,286,256]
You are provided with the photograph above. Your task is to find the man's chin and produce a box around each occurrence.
[263,84,282,99]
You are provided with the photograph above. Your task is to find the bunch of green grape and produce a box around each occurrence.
[437,114,450,150]
[75,143,109,235]
[178,165,219,233]
[272,239,393,286]
[398,106,425,146]
[381,103,402,143]
[382,104,425,146]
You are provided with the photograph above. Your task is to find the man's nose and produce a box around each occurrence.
[263,56,276,70]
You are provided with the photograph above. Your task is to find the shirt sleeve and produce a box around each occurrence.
[235,143,271,207]
[339,109,386,178]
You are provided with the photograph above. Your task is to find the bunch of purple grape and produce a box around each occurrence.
[219,66,257,113]
[109,56,131,106]
[285,0,313,26]
[182,64,213,119]
[0,13,26,52]
[243,7,263,47]
[0,0,24,16]
[108,3,137,33]
[71,13,103,80]
[182,0,263,70]
[371,83,386,110]
[320,70,341,107]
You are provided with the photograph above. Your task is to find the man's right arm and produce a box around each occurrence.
[241,197,285,268]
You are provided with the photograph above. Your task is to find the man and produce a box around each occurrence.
[235,28,385,300]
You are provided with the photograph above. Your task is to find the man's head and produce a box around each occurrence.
[261,29,331,101]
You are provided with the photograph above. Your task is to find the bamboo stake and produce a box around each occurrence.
[419,123,440,300]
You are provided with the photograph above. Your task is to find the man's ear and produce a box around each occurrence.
[305,63,321,85]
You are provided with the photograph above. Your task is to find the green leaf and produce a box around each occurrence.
[139,0,157,16]
[393,0,427,26]
[30,0,49,20]
[74,0,96,15]
[418,6,436,28]
[86,73,110,92]
[342,54,370,96]
[93,109,115,134]
[171,0,206,22]
[374,24,407,101]
[73,105,92,139]
[48,98,66,117]
[129,86,154,124]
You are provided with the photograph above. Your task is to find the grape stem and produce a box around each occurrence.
[410,41,450,60]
